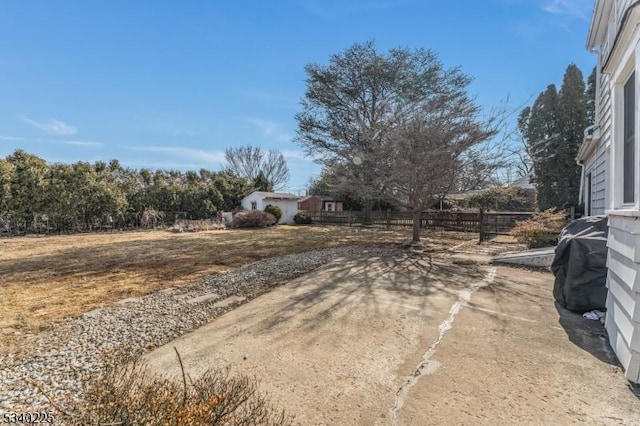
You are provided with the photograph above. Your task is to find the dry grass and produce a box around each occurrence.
[0,225,474,355]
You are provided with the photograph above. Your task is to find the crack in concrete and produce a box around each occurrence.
[389,267,497,426]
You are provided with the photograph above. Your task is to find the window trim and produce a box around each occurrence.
[622,71,636,204]
[612,54,640,211]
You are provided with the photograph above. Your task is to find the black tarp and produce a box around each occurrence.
[551,215,609,312]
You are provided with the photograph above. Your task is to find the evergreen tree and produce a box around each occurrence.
[586,66,596,126]
[252,171,273,192]
[0,149,254,233]
[519,84,560,210]
[519,64,591,211]
[556,64,587,209]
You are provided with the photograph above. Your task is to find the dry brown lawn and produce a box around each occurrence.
[0,225,476,355]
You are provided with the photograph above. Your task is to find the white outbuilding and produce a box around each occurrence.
[240,191,300,224]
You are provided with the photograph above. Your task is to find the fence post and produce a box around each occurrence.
[478,208,485,244]
[386,209,391,229]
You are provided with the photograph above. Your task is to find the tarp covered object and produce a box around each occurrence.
[551,215,608,312]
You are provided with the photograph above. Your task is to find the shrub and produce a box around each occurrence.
[465,186,535,211]
[141,209,166,228]
[229,210,276,228]
[264,205,283,223]
[511,209,568,248]
[169,219,226,233]
[293,212,312,225]
[59,353,292,425]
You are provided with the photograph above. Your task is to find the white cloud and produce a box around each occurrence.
[1,135,101,147]
[281,149,311,161]
[245,118,292,143]
[63,140,103,147]
[123,145,226,164]
[542,0,591,20]
[0,135,25,141]
[18,114,77,135]
[236,89,298,109]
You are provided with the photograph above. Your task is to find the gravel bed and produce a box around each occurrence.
[0,246,399,414]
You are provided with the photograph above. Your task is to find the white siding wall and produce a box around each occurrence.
[240,192,266,211]
[595,0,640,383]
[240,193,299,224]
[583,60,611,216]
[591,145,610,215]
[598,61,613,214]
[606,214,640,383]
[264,199,299,224]
[598,68,613,152]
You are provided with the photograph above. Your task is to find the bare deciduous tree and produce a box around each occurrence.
[224,145,289,190]
[382,88,499,242]
[297,41,501,242]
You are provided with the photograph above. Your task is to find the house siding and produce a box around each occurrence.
[588,0,640,383]
[582,151,608,220]
[591,145,609,215]
[595,63,612,215]
[582,61,611,217]
[606,214,640,382]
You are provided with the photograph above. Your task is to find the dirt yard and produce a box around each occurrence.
[0,226,474,355]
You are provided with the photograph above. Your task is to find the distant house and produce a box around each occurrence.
[240,191,300,224]
[447,173,535,204]
[446,189,492,204]
[511,171,536,196]
[298,195,344,212]
[582,0,640,384]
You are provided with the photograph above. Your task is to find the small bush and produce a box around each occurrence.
[141,209,166,228]
[511,209,567,248]
[293,212,312,225]
[264,205,283,223]
[170,219,225,233]
[229,210,276,228]
[59,353,291,425]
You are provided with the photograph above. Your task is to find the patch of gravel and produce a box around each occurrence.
[0,246,399,414]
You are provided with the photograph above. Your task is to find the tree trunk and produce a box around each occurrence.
[412,210,421,243]
[364,199,372,225]
[478,207,485,244]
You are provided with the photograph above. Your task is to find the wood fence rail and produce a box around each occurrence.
[306,210,533,236]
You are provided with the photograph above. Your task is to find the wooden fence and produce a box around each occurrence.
[306,210,533,236]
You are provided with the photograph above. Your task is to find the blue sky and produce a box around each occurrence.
[0,0,595,194]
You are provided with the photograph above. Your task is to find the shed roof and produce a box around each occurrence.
[511,172,535,190]
[243,191,300,201]
[299,195,336,202]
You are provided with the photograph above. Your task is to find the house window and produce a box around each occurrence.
[251,201,257,210]
[326,203,334,212]
[623,72,635,204]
